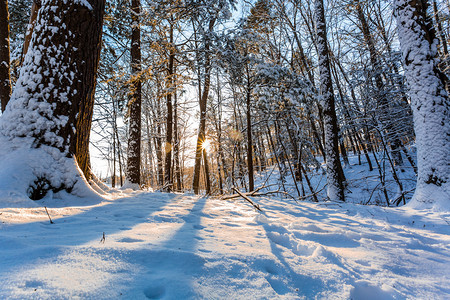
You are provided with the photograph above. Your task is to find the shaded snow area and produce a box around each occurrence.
[0,191,449,299]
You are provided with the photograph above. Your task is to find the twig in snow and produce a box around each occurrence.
[392,188,416,206]
[297,184,327,202]
[44,206,54,224]
[221,188,284,200]
[440,216,450,226]
[100,232,106,244]
[232,188,262,212]
[221,185,266,200]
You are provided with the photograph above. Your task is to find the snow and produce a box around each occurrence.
[393,0,450,210]
[0,184,449,298]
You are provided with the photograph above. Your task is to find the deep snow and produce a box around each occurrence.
[0,188,449,299]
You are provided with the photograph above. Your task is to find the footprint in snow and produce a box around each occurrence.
[222,222,240,227]
[349,280,395,300]
[264,263,279,275]
[144,285,166,299]
[117,237,144,243]
[23,280,44,289]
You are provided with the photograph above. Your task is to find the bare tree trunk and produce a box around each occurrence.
[203,148,211,195]
[315,0,345,201]
[432,0,448,56]
[0,0,11,112]
[20,0,40,65]
[126,0,142,187]
[112,127,116,188]
[173,80,182,192]
[246,65,254,191]
[164,21,174,191]
[193,18,215,194]
[155,100,164,187]
[114,101,124,187]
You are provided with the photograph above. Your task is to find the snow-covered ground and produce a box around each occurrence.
[1,188,449,299]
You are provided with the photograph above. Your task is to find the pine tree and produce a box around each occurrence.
[0,0,105,199]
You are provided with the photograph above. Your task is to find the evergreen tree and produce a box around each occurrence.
[0,0,105,198]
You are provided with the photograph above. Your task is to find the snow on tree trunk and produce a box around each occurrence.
[315,0,345,202]
[0,0,11,112]
[0,0,105,202]
[164,21,175,191]
[126,0,142,188]
[393,0,450,210]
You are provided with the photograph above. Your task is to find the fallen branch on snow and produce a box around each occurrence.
[232,188,262,212]
[44,206,54,224]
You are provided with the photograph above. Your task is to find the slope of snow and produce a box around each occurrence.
[0,189,449,299]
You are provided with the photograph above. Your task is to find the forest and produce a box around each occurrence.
[0,0,449,207]
[0,0,449,299]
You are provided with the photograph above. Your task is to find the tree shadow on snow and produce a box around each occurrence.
[0,192,179,275]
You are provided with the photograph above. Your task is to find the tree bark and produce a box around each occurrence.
[173,77,182,192]
[393,0,450,207]
[0,0,105,198]
[126,0,142,187]
[164,21,174,191]
[21,0,41,65]
[246,65,254,192]
[432,0,448,56]
[192,18,215,195]
[315,0,345,201]
[0,0,11,112]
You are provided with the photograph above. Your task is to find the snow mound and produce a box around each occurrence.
[349,280,396,300]
[0,135,103,208]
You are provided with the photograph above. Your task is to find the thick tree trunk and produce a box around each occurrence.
[315,0,345,202]
[0,0,11,112]
[126,0,142,187]
[394,0,450,208]
[0,0,105,199]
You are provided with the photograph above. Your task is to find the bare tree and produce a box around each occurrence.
[315,0,345,201]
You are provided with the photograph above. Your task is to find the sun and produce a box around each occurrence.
[201,139,211,151]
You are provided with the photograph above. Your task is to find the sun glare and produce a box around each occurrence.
[201,139,211,151]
